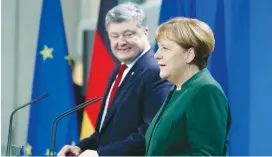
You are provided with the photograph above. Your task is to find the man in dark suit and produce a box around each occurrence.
[57,2,172,156]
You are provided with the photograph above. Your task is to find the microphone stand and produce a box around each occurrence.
[49,97,102,155]
[6,93,49,156]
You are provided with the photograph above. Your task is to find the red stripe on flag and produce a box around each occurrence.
[85,31,115,127]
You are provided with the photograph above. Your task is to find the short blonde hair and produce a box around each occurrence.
[155,17,215,69]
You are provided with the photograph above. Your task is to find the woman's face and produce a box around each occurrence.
[154,39,189,84]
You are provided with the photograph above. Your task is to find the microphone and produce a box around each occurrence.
[6,93,49,156]
[49,97,103,155]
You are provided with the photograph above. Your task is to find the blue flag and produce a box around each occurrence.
[154,0,196,51]
[210,0,228,96]
[26,0,79,155]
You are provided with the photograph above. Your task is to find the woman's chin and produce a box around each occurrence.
[159,72,169,79]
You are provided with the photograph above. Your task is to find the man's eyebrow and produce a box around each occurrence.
[158,43,165,46]
[110,32,118,35]
[123,29,135,33]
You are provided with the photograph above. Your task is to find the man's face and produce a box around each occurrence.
[107,21,148,64]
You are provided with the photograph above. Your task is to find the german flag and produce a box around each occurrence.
[80,0,118,139]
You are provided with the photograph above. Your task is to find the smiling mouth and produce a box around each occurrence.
[117,48,131,51]
[159,64,166,68]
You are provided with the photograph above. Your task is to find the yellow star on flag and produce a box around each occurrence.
[65,55,73,66]
[45,148,50,156]
[71,141,76,146]
[40,45,54,60]
[24,143,32,156]
[45,148,56,156]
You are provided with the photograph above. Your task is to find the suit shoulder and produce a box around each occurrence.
[141,57,160,74]
[197,83,223,95]
[138,51,160,69]
[193,72,226,97]
[193,83,229,108]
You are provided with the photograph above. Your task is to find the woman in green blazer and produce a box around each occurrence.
[145,17,231,156]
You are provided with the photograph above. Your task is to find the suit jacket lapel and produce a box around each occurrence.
[99,67,143,133]
[145,86,175,152]
[99,49,154,133]
[95,68,118,132]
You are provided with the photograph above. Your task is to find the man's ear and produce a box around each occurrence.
[185,48,196,63]
[144,26,149,36]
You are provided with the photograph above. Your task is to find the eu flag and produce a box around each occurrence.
[26,0,79,155]
[158,0,195,23]
[210,0,228,96]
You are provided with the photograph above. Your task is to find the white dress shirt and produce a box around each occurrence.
[99,45,151,131]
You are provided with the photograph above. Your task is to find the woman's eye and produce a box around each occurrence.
[162,46,168,50]
[124,33,132,37]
